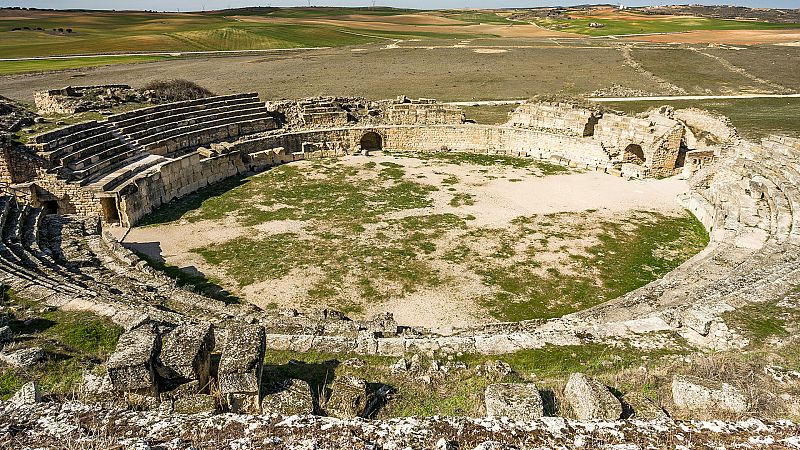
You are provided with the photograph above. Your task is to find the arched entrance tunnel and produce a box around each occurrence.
[360,131,383,151]
[624,144,646,165]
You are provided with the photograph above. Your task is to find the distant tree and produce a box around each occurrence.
[66,28,73,33]
[57,28,64,32]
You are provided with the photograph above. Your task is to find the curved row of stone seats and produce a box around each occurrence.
[83,154,169,192]
[0,196,86,297]
[129,107,270,146]
[105,93,273,156]
[138,114,273,156]
[106,93,258,126]
[30,121,104,151]
[112,95,262,136]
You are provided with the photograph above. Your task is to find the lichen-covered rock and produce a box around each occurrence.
[0,325,12,344]
[173,394,218,414]
[218,324,265,395]
[11,381,40,405]
[672,375,748,414]
[261,378,314,415]
[0,347,45,368]
[484,383,544,420]
[326,375,368,418]
[219,324,265,414]
[623,392,668,420]
[79,372,114,403]
[107,324,160,392]
[157,322,213,386]
[564,373,622,420]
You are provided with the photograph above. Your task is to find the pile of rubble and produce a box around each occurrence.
[33,85,154,115]
[0,95,37,132]
[1,398,799,449]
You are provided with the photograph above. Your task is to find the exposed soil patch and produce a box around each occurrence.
[124,153,704,331]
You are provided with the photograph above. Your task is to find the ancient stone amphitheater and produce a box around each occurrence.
[1,92,799,446]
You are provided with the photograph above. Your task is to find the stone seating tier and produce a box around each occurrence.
[106,93,258,125]
[112,97,265,135]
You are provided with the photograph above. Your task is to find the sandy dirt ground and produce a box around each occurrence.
[122,154,688,331]
[626,29,800,45]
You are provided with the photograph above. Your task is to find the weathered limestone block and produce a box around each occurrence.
[158,322,214,387]
[219,324,265,413]
[79,372,114,403]
[564,373,622,420]
[107,323,160,392]
[173,394,219,414]
[261,378,315,415]
[326,375,368,418]
[484,383,544,420]
[11,381,40,405]
[0,347,45,368]
[623,392,668,420]
[219,324,265,394]
[671,375,748,414]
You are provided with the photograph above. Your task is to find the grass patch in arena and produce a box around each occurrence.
[476,210,709,321]
[136,155,709,322]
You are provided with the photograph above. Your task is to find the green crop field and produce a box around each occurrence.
[0,55,171,75]
[532,15,800,36]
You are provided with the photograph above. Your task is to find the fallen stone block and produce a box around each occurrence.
[261,378,315,416]
[11,381,40,405]
[173,394,219,414]
[0,347,45,368]
[326,375,368,418]
[219,324,265,413]
[157,322,214,387]
[484,383,544,420]
[564,373,622,420]
[107,324,160,392]
[218,324,265,394]
[671,375,748,414]
[622,392,668,420]
[79,372,115,404]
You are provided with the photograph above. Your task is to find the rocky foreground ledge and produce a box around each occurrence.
[1,401,799,449]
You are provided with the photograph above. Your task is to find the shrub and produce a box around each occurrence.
[143,79,214,102]
[66,28,73,33]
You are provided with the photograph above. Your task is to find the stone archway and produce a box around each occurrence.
[359,132,383,151]
[624,144,645,165]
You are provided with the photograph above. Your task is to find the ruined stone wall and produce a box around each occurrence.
[594,112,683,176]
[673,108,738,148]
[506,102,598,137]
[235,125,609,165]
[119,151,249,226]
[385,103,465,125]
[34,85,142,115]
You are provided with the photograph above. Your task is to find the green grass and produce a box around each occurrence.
[143,157,707,319]
[389,150,570,174]
[0,55,171,75]
[0,8,492,62]
[533,16,800,36]
[722,299,799,347]
[0,289,123,399]
[600,98,800,139]
[477,211,709,321]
